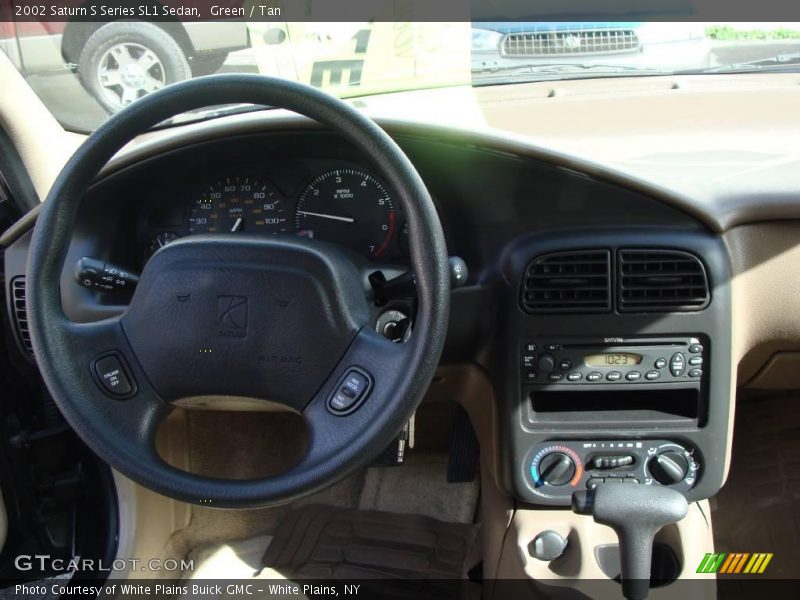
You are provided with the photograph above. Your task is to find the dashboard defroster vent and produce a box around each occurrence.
[618,249,710,312]
[521,250,611,313]
[10,277,33,355]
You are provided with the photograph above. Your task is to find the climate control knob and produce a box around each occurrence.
[538,452,576,486]
[648,450,689,485]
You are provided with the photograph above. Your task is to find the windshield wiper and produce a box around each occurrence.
[677,52,800,74]
[472,62,663,81]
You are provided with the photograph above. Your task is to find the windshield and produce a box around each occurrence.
[2,18,799,132]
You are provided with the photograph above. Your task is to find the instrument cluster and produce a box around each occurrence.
[143,166,408,264]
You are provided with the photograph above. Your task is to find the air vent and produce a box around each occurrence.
[521,250,611,313]
[618,250,710,312]
[10,277,33,355]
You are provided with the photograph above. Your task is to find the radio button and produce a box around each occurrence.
[559,359,572,371]
[522,354,537,369]
[606,371,622,382]
[645,370,661,381]
[548,372,564,382]
[524,342,537,353]
[586,372,602,382]
[670,352,686,377]
[524,370,538,382]
[544,343,561,352]
[566,372,583,382]
[626,371,642,381]
[689,356,703,366]
[654,357,667,369]
[538,353,555,372]
[689,344,703,354]
[689,369,703,378]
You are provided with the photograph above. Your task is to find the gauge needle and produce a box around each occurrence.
[231,217,243,232]
[296,210,355,223]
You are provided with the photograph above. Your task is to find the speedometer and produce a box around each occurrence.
[295,169,395,258]
[188,176,288,235]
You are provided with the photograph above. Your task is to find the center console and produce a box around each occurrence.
[497,228,733,507]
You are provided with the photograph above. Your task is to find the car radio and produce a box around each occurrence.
[520,336,706,386]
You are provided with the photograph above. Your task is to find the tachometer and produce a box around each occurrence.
[188,176,288,235]
[295,169,395,258]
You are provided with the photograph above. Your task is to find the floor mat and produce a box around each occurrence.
[711,395,800,581]
[261,505,480,598]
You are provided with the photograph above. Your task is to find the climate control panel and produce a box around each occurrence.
[524,439,700,505]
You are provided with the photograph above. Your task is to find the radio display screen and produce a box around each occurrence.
[584,353,643,367]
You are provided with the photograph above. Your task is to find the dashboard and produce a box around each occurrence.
[2,120,737,508]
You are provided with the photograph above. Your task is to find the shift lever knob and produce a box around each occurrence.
[572,484,688,600]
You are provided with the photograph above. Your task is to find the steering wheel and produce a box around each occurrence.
[26,75,449,508]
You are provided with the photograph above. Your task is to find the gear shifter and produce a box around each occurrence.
[572,484,688,600]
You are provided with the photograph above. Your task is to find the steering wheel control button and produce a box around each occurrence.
[328,368,373,415]
[586,372,602,382]
[92,353,135,398]
[645,370,661,381]
[669,352,686,377]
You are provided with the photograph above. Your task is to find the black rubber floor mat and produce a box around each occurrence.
[712,396,800,583]
[262,504,479,599]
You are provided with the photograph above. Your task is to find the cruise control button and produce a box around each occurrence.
[567,372,583,382]
[626,371,642,381]
[645,370,661,381]
[689,356,703,366]
[654,357,667,369]
[606,371,622,382]
[328,368,372,414]
[93,354,134,397]
[548,372,564,382]
[586,372,602,382]
[689,369,703,378]
[689,344,703,354]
